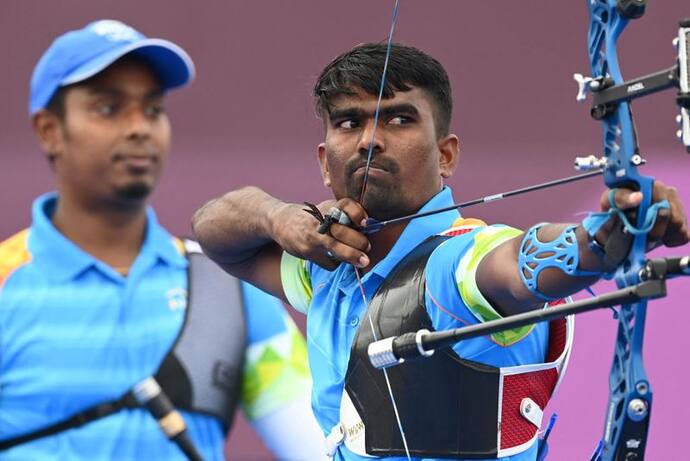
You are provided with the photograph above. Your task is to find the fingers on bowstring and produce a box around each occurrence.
[335,198,369,229]
[322,235,370,269]
[313,198,371,267]
[329,223,371,253]
[307,233,344,271]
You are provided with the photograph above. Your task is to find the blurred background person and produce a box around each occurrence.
[0,20,325,461]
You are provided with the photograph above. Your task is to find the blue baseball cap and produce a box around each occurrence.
[29,19,195,115]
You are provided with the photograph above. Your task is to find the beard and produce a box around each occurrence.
[343,158,417,221]
[115,180,153,201]
[355,182,413,221]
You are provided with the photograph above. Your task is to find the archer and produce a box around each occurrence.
[192,42,688,460]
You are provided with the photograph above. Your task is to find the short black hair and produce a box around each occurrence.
[313,42,453,137]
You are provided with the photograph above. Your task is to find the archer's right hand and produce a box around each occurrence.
[273,198,371,270]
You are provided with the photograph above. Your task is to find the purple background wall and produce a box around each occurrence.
[1,1,688,459]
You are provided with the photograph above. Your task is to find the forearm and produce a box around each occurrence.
[479,182,689,316]
[478,223,608,316]
[192,186,294,266]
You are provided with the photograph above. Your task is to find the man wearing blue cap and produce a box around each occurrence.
[0,20,326,460]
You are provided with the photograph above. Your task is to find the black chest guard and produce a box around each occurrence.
[344,235,504,459]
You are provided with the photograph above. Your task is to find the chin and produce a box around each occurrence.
[362,193,411,221]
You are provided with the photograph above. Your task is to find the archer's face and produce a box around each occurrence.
[43,58,171,208]
[317,86,458,220]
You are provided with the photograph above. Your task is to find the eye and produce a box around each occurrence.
[95,103,118,116]
[337,119,359,129]
[145,104,165,118]
[388,115,412,126]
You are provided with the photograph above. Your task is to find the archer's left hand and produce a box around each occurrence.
[599,181,690,250]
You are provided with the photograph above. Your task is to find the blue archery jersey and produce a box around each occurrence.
[281,186,550,461]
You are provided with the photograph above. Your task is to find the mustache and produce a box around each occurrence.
[345,157,400,177]
[112,151,159,161]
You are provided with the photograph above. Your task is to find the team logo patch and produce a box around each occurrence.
[165,287,187,311]
[89,20,139,42]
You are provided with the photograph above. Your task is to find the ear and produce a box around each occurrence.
[437,134,459,179]
[32,110,65,163]
[317,142,331,188]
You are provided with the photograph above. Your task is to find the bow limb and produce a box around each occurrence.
[586,1,655,459]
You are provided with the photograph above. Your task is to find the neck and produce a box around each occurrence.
[51,191,149,270]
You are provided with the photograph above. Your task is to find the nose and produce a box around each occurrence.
[123,107,153,142]
[356,119,385,158]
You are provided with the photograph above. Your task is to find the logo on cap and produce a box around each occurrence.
[88,20,140,42]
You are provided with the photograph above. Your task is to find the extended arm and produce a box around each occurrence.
[477,185,688,317]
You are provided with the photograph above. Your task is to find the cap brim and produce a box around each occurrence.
[61,38,195,90]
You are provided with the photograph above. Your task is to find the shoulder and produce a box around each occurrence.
[0,229,32,291]
[432,219,523,263]
[440,217,488,237]
[426,218,489,268]
[424,219,522,312]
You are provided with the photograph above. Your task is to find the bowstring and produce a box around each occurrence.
[354,0,412,459]
[358,0,401,204]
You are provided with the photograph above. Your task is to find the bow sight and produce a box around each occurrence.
[575,17,690,153]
